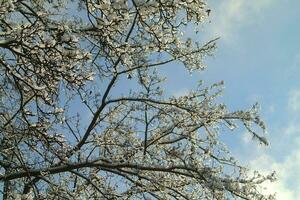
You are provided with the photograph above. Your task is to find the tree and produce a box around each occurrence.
[0,0,275,199]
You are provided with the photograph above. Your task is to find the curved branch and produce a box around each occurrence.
[0,159,197,181]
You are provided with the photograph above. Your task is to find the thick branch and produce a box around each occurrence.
[0,159,195,181]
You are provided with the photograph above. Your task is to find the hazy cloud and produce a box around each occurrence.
[208,0,273,43]
[251,149,300,199]
[288,89,300,112]
[250,122,300,200]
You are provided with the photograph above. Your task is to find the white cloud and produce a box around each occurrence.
[284,122,300,135]
[242,131,252,144]
[208,0,273,43]
[288,89,300,112]
[251,148,300,200]
[251,154,295,200]
[249,122,300,200]
[268,105,275,113]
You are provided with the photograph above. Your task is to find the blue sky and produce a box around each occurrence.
[74,1,300,198]
[203,1,300,199]
[161,1,300,199]
[3,1,299,199]
[45,1,299,199]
